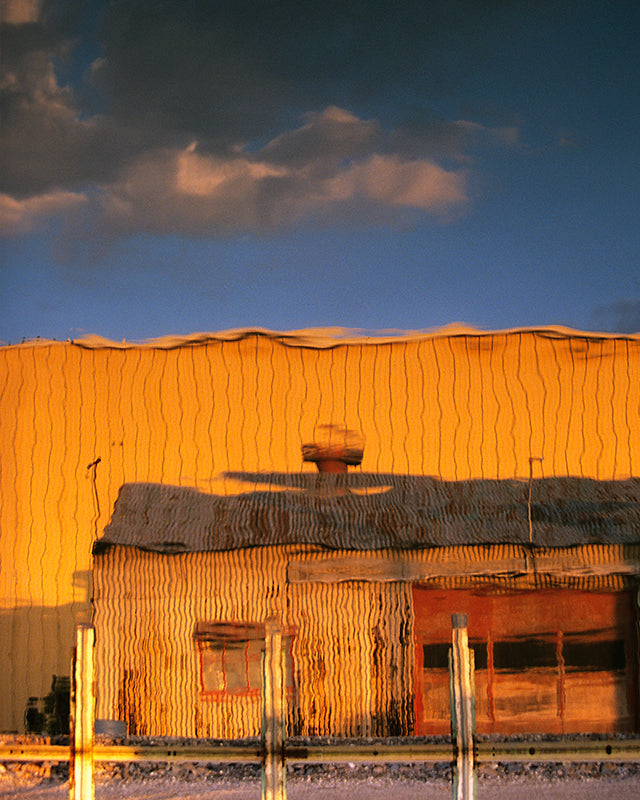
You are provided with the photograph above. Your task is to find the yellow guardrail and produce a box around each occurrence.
[2,738,640,765]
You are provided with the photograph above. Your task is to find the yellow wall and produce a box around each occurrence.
[1,328,639,731]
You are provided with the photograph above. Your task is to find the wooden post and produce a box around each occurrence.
[450,613,476,800]
[70,624,95,800]
[262,621,286,800]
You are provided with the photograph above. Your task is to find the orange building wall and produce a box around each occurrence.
[1,328,639,731]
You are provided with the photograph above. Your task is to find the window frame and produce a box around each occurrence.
[194,621,296,701]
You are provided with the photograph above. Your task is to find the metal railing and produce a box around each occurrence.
[1,621,640,800]
[3,737,640,765]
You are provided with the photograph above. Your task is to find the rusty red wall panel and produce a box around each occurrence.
[413,586,638,734]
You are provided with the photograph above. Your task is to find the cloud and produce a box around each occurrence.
[176,143,288,198]
[454,120,521,148]
[1,0,43,25]
[99,108,468,235]
[0,1,522,238]
[0,189,87,235]
[264,107,379,165]
[0,2,144,198]
[93,1,518,145]
[341,155,466,209]
[0,50,102,194]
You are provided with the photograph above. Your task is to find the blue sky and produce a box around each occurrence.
[1,0,639,343]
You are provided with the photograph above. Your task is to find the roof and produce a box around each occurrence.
[8,324,640,350]
[95,475,640,554]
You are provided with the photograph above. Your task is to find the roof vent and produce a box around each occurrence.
[302,424,364,473]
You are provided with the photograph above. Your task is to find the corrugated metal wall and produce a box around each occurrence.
[93,541,639,737]
[94,545,414,737]
[1,329,639,731]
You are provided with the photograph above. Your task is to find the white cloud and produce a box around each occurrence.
[176,145,288,197]
[339,155,467,209]
[264,106,378,164]
[100,108,469,234]
[0,190,87,235]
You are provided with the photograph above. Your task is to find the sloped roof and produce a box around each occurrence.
[95,475,640,554]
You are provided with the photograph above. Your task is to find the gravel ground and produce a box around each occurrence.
[2,762,640,800]
[2,775,640,800]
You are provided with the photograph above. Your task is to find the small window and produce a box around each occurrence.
[493,638,557,671]
[195,622,294,698]
[423,643,450,669]
[199,638,265,694]
[471,642,488,671]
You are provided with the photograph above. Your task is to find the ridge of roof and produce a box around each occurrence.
[6,325,640,350]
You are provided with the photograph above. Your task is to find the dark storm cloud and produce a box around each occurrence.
[0,0,145,199]
[117,0,542,153]
[0,0,524,235]
[96,0,502,144]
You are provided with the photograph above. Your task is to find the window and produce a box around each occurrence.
[563,638,626,672]
[423,641,487,670]
[422,635,626,676]
[194,622,295,699]
[413,588,637,735]
[419,630,632,733]
[493,638,556,671]
[199,637,264,694]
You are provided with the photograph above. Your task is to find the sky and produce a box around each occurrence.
[1,0,639,344]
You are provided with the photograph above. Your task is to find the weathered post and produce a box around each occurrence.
[69,624,95,800]
[262,621,286,800]
[450,613,476,800]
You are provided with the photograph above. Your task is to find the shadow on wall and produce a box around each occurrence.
[25,675,70,735]
[0,584,91,734]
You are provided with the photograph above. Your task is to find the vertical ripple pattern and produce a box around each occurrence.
[94,546,414,737]
[0,329,639,732]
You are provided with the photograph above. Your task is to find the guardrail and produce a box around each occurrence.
[2,620,640,799]
[3,738,640,765]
